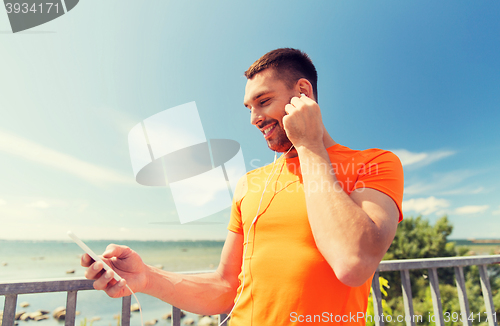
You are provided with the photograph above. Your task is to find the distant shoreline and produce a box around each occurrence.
[449,239,500,245]
[0,239,226,243]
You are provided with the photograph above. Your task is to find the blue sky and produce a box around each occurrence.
[0,1,499,240]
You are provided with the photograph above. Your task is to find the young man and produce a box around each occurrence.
[82,48,404,325]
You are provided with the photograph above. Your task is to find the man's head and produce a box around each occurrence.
[244,48,318,102]
[243,48,318,153]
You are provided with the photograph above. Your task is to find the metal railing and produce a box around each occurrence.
[0,278,228,326]
[371,255,500,326]
[2,255,500,326]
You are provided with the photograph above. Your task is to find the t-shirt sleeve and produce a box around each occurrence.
[352,151,404,222]
[227,197,244,234]
[227,174,247,234]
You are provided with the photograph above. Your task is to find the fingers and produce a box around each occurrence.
[80,244,135,299]
[80,253,93,267]
[103,244,131,259]
[92,268,117,290]
[290,96,303,107]
[286,96,307,115]
[84,260,105,280]
[104,279,128,298]
[284,103,295,115]
[91,269,128,298]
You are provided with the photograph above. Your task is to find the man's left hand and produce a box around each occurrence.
[283,95,324,148]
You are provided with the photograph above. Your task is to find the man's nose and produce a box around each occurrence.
[250,108,264,126]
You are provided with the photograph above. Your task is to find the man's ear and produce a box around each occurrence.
[295,78,314,100]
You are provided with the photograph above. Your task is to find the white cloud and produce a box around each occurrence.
[455,205,489,215]
[402,196,450,216]
[391,149,455,167]
[492,206,500,216]
[0,129,133,186]
[404,170,477,195]
[27,200,50,208]
[0,197,75,224]
[439,186,485,195]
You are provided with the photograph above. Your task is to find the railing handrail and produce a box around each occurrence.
[378,254,500,271]
[0,270,219,296]
[0,279,94,295]
[3,254,500,295]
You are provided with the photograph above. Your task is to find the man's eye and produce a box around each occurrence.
[260,99,270,105]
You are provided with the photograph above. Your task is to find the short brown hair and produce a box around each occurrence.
[244,48,318,101]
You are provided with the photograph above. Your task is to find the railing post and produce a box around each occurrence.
[400,269,415,326]
[371,271,385,326]
[2,294,18,326]
[454,266,472,326]
[428,268,445,326]
[479,264,498,326]
[121,295,132,326]
[219,313,228,326]
[65,290,78,326]
[171,306,181,326]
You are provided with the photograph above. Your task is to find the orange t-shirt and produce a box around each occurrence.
[227,144,404,325]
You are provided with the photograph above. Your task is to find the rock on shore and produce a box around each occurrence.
[198,316,217,326]
[144,319,158,326]
[130,303,140,312]
[183,318,195,325]
[52,307,66,320]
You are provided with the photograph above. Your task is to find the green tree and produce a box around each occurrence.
[383,215,458,299]
[384,215,456,260]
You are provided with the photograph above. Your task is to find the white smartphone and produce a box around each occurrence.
[67,231,122,282]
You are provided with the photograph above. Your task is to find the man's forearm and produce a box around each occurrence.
[143,265,236,315]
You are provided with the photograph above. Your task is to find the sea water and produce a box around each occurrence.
[0,240,225,326]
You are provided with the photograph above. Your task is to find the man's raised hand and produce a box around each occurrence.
[283,94,324,149]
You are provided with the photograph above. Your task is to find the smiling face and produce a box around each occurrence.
[244,68,298,153]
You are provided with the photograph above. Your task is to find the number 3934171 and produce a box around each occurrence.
[441,312,497,323]
[5,2,60,14]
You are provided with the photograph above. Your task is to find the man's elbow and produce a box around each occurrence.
[332,256,379,288]
[213,272,239,314]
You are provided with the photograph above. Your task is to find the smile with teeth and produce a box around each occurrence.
[262,124,277,138]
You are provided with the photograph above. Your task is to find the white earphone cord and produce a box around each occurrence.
[219,145,294,325]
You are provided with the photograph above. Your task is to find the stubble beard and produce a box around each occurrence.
[266,121,293,153]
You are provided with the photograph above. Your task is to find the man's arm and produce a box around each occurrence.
[82,231,243,315]
[143,230,243,314]
[296,144,399,287]
[283,94,400,287]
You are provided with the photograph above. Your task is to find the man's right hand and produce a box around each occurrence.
[81,244,148,298]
